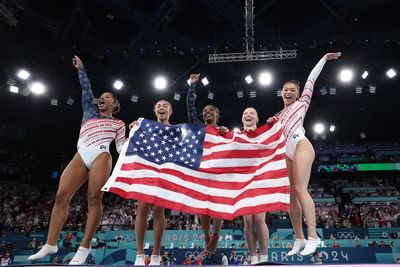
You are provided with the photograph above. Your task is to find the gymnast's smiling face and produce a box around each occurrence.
[282,81,300,107]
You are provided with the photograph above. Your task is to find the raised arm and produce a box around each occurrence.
[72,55,97,117]
[299,52,341,111]
[186,74,202,125]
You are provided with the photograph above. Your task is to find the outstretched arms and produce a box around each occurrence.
[186,74,202,125]
[299,52,341,111]
[72,55,97,116]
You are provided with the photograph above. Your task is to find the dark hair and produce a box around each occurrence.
[154,99,173,114]
[283,80,301,90]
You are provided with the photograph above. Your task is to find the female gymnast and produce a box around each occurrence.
[267,52,341,256]
[241,107,270,264]
[186,74,228,255]
[130,100,173,266]
[28,56,126,264]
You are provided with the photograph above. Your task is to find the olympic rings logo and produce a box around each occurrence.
[336,231,355,239]
[184,251,205,262]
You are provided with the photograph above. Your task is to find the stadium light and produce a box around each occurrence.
[314,123,325,134]
[30,82,45,95]
[329,125,335,132]
[9,86,19,93]
[362,71,368,79]
[201,77,209,86]
[258,72,272,86]
[386,68,397,78]
[339,69,353,83]
[113,80,123,90]
[17,69,30,80]
[154,76,167,90]
[245,75,253,84]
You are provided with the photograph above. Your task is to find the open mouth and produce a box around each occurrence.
[244,117,253,122]
[158,110,166,115]
[284,95,293,100]
[98,101,105,108]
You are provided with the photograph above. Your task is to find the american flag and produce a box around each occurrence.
[102,118,289,220]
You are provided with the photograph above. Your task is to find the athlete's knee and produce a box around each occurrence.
[153,207,165,219]
[292,184,306,197]
[87,191,103,206]
[244,215,254,227]
[54,190,71,205]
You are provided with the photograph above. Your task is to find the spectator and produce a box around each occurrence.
[0,252,11,266]
[52,256,60,264]
[221,251,228,266]
[225,232,232,241]
[240,251,250,265]
[144,255,150,265]
[311,252,322,265]
[183,255,192,265]
[229,251,238,265]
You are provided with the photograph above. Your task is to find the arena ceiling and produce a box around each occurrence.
[0,0,399,152]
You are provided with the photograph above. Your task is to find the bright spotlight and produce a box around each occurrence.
[258,72,272,86]
[30,82,45,95]
[201,77,209,86]
[362,71,368,79]
[386,68,397,78]
[245,75,253,84]
[17,69,30,80]
[154,76,167,90]
[9,86,19,93]
[113,80,123,90]
[339,69,353,82]
[329,125,335,132]
[313,123,325,134]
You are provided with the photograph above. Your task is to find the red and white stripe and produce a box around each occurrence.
[102,120,289,220]
[78,118,126,153]
[277,57,327,139]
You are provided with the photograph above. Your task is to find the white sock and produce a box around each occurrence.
[149,255,161,266]
[134,254,145,266]
[28,244,58,261]
[259,254,268,262]
[287,239,307,256]
[69,246,91,265]
[250,256,259,265]
[300,237,321,256]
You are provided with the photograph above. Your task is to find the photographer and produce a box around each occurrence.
[311,252,322,265]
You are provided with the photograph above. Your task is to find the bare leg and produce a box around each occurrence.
[47,153,88,245]
[287,158,305,240]
[80,152,112,248]
[152,206,165,255]
[243,215,257,257]
[205,217,222,253]
[136,202,151,255]
[292,140,317,238]
[253,213,269,256]
[200,215,212,246]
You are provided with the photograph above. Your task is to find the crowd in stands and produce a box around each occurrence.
[1,175,399,234]
[0,140,399,265]
[314,142,400,164]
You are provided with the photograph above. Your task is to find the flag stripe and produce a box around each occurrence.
[120,155,287,182]
[114,177,289,205]
[109,187,289,220]
[114,169,289,194]
[102,118,290,219]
